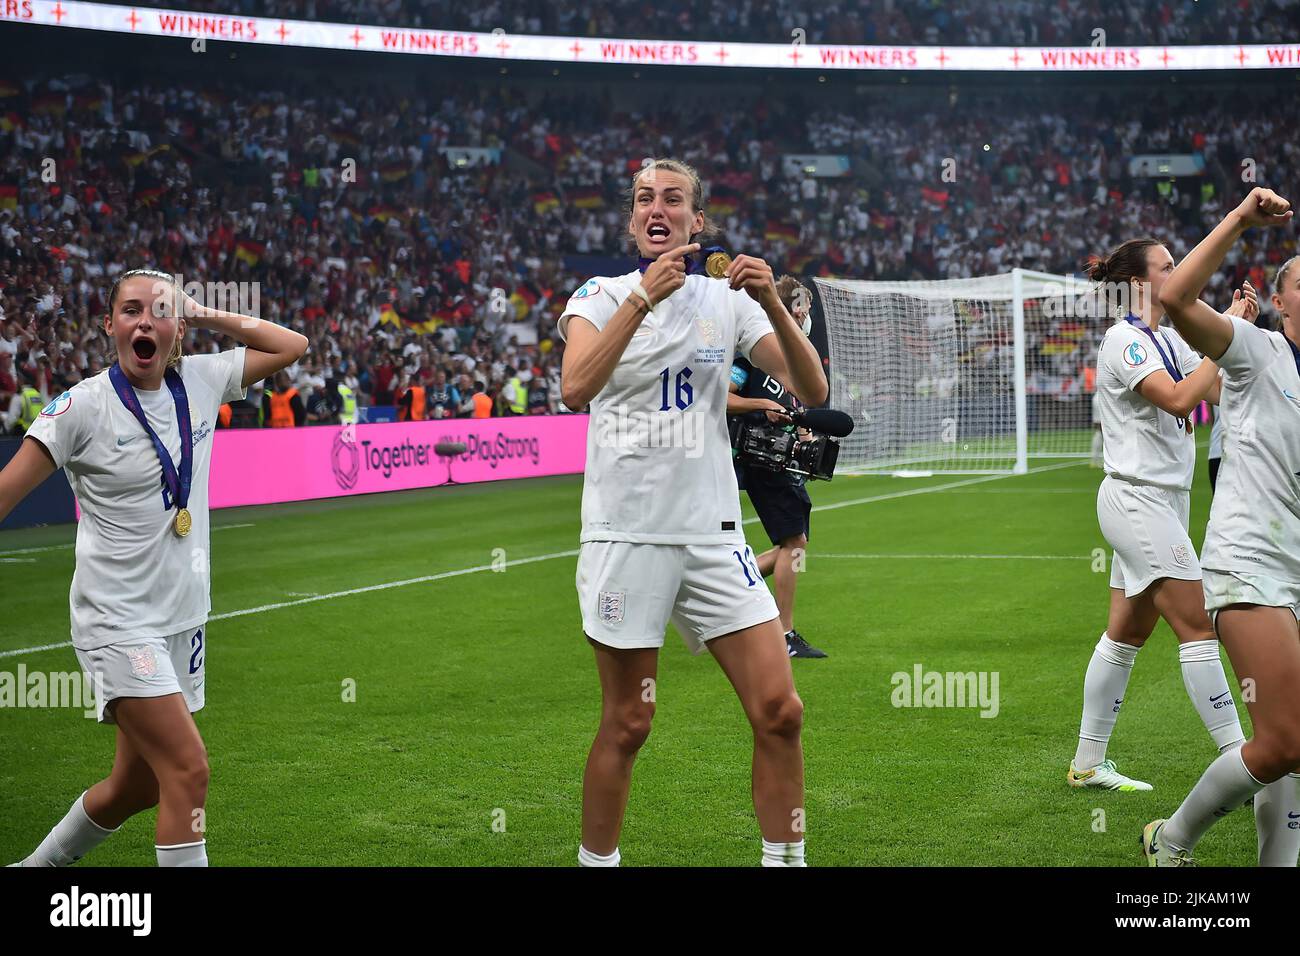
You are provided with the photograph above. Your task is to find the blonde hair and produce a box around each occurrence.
[107,268,184,367]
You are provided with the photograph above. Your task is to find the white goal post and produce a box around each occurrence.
[814,268,1104,476]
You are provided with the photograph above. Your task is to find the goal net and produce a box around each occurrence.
[814,269,1104,475]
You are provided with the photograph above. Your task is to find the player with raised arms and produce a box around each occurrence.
[558,158,828,867]
[1,269,308,867]
[1143,187,1300,866]
[1067,237,1252,793]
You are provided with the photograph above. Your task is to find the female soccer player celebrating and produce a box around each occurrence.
[1,269,308,867]
[1068,237,1248,793]
[1144,187,1300,867]
[559,159,827,866]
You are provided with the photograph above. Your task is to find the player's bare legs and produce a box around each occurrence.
[581,641,658,859]
[1149,577,1217,646]
[755,533,806,633]
[1153,606,1300,864]
[1105,585,1160,648]
[1216,606,1300,781]
[708,618,805,859]
[112,695,210,853]
[82,726,161,829]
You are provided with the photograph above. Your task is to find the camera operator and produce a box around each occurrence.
[728,276,826,660]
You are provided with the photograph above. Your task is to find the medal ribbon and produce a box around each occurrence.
[638,245,727,275]
[108,363,192,516]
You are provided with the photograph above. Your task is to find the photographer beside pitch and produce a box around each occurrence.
[728,276,826,659]
[559,158,827,867]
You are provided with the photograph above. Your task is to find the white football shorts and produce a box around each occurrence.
[74,626,207,724]
[1097,475,1201,598]
[1204,570,1300,629]
[576,540,780,653]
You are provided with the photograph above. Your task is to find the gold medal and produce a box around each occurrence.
[174,507,192,537]
[705,252,732,279]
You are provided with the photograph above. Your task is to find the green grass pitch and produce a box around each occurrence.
[0,449,1258,866]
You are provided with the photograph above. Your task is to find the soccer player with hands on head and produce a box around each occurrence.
[1142,188,1300,867]
[1,269,308,868]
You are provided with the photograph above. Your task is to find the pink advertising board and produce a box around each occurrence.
[206,415,589,509]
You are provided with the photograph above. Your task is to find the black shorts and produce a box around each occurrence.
[743,469,811,546]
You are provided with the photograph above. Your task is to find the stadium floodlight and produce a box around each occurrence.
[815,269,1103,476]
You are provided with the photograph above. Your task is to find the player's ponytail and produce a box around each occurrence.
[1085,237,1162,318]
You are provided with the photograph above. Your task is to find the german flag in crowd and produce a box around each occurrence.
[764,220,799,243]
[368,204,405,225]
[0,80,20,99]
[330,128,361,149]
[31,92,66,116]
[234,239,265,266]
[379,162,410,183]
[134,184,166,207]
[1040,338,1079,356]
[532,191,559,214]
[569,186,605,209]
[787,250,817,274]
[708,186,740,217]
[126,144,170,168]
[0,183,17,211]
[0,112,21,133]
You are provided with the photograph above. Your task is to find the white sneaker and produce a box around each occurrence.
[1067,758,1153,792]
[1142,819,1197,867]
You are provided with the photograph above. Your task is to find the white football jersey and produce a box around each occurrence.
[26,349,247,650]
[559,271,774,543]
[1201,317,1300,585]
[1096,319,1203,490]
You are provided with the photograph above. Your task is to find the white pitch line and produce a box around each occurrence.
[0,522,256,557]
[0,461,1085,660]
[0,558,36,563]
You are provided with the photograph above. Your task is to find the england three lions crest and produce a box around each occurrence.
[695,317,725,364]
[598,590,625,624]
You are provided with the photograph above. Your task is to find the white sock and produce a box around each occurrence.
[1255,772,1300,867]
[1179,640,1246,751]
[1163,747,1265,853]
[1090,430,1103,467]
[760,839,806,867]
[1073,634,1139,770]
[21,791,117,867]
[156,840,208,867]
[577,844,620,867]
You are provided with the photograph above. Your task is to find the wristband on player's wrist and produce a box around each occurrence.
[629,283,653,310]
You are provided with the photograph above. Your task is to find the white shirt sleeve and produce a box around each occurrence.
[557,277,621,341]
[23,386,92,470]
[184,348,248,404]
[1107,326,1165,391]
[735,296,775,363]
[1216,315,1280,382]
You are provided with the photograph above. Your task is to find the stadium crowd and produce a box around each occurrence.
[118,0,1300,46]
[2,64,1297,429]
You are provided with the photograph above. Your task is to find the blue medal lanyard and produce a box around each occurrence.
[108,364,193,516]
[1123,313,1191,432]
